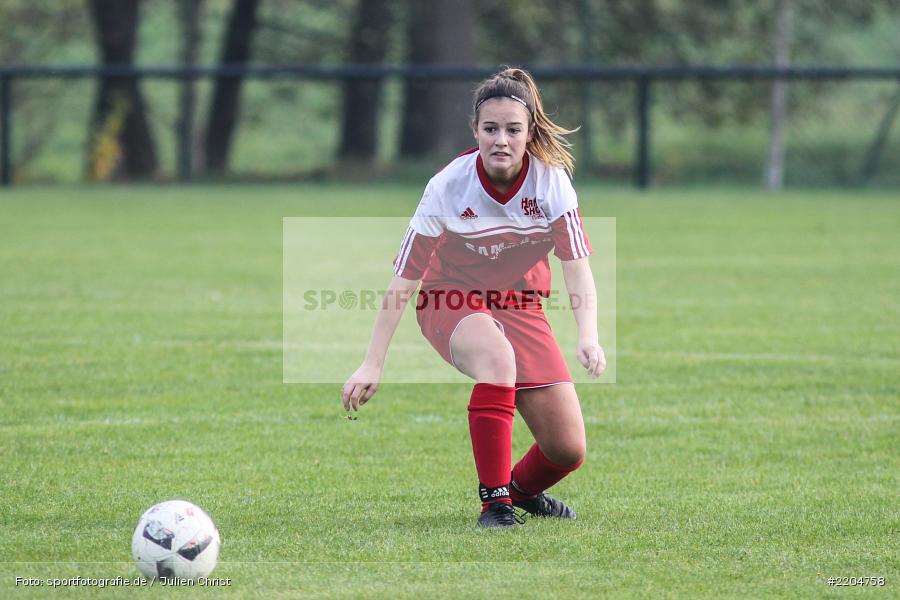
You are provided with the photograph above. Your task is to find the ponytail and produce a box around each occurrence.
[473,67,578,175]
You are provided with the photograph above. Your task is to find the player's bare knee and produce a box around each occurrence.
[480,342,516,385]
[451,317,516,385]
[544,440,586,468]
[466,339,515,385]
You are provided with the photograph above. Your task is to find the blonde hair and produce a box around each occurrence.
[473,67,578,175]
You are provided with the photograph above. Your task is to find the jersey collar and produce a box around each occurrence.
[475,151,530,206]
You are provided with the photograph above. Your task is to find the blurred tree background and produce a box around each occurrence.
[1,0,899,185]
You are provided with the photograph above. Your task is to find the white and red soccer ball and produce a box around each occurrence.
[131,500,221,580]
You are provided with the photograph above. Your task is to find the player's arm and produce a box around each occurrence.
[342,274,421,411]
[344,178,442,410]
[544,166,602,377]
[360,274,421,370]
[561,257,606,378]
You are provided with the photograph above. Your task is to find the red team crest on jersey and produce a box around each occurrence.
[521,197,543,220]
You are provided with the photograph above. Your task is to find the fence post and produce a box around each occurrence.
[1,76,11,187]
[635,75,651,189]
[578,0,594,168]
[178,70,195,182]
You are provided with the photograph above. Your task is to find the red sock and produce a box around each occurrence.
[467,383,516,511]
[510,443,582,502]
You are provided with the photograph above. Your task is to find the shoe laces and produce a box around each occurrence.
[492,502,527,525]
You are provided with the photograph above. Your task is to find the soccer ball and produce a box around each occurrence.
[131,500,221,580]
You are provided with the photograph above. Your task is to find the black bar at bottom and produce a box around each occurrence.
[635,76,651,189]
[1,76,10,187]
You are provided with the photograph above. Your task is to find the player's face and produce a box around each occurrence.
[473,98,533,183]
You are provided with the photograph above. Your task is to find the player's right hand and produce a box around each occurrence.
[342,363,382,411]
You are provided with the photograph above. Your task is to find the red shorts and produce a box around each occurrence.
[415,288,572,389]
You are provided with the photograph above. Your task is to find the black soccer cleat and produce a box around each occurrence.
[513,493,577,519]
[476,501,524,528]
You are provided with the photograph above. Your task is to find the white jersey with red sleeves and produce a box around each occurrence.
[394,148,591,293]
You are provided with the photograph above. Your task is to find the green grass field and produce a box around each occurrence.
[1,184,898,598]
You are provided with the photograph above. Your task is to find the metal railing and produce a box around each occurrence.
[1,64,899,187]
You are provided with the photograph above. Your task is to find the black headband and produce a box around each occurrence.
[474,93,531,113]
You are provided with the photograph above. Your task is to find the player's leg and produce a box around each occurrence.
[450,313,515,385]
[516,384,586,466]
[488,300,583,518]
[511,383,585,519]
[449,314,520,527]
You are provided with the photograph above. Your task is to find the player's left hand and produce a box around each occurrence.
[342,362,382,412]
[576,339,606,378]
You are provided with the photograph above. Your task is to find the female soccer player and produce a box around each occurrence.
[342,67,606,528]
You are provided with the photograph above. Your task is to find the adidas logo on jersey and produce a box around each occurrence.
[460,207,478,220]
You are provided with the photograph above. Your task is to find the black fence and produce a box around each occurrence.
[1,64,899,188]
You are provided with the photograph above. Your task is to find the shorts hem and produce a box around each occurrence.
[447,312,505,370]
[515,381,574,390]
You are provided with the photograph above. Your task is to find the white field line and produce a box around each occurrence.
[2,413,897,429]
[616,349,900,367]
[8,336,900,366]
[2,336,424,352]
[4,337,899,367]
[581,414,900,426]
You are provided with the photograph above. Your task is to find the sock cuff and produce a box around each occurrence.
[509,478,535,500]
[468,383,516,414]
[472,382,516,396]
